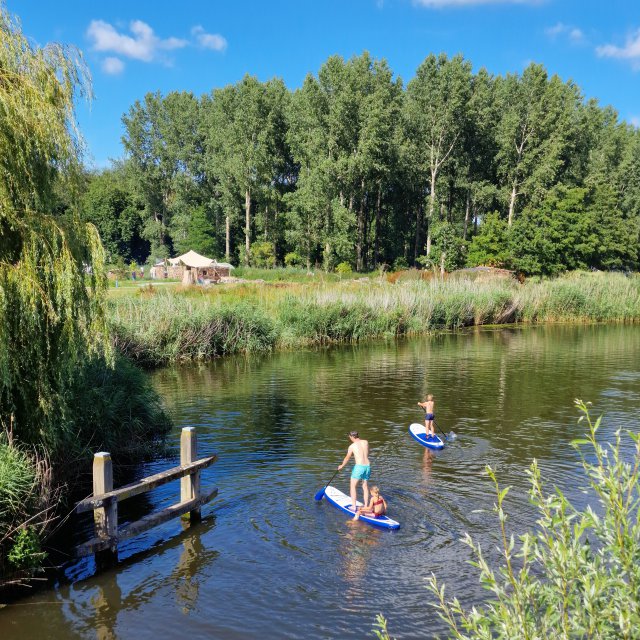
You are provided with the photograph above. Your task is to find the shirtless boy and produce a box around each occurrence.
[418,394,435,439]
[338,431,370,511]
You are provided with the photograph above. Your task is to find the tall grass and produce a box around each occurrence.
[0,437,52,581]
[107,272,640,365]
[110,295,278,367]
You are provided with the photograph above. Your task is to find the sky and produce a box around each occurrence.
[10,0,640,168]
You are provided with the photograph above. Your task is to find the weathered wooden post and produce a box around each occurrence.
[93,452,118,565]
[180,427,201,522]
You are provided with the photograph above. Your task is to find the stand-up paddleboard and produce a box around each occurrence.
[409,423,445,450]
[324,486,400,530]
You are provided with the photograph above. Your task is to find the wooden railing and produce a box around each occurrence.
[74,427,218,561]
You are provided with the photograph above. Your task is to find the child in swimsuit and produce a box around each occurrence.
[354,486,387,521]
[418,394,435,440]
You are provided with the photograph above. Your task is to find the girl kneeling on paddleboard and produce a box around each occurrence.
[354,486,387,521]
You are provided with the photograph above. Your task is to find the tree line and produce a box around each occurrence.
[80,52,640,276]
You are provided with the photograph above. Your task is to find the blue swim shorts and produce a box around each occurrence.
[425,413,434,420]
[351,464,371,481]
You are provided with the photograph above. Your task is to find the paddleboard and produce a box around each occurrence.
[323,485,400,530]
[409,423,445,450]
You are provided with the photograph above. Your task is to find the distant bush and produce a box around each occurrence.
[250,241,276,268]
[336,262,353,276]
[392,257,409,271]
[284,251,304,267]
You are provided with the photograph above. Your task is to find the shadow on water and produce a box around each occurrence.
[1,324,640,639]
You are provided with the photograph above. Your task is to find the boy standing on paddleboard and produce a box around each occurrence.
[338,431,370,511]
[418,395,436,440]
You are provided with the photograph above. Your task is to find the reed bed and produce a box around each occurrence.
[107,272,640,366]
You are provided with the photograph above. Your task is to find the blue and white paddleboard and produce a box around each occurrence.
[324,486,400,530]
[409,423,445,450]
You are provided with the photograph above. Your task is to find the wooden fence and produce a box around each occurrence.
[74,427,218,562]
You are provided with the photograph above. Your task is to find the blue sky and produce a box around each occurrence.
[10,0,640,168]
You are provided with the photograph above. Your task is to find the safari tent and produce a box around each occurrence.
[150,250,234,283]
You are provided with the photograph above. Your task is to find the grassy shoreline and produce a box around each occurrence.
[108,271,640,367]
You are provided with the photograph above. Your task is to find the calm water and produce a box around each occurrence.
[1,325,640,639]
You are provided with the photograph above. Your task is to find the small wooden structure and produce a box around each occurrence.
[149,250,234,283]
[74,427,218,564]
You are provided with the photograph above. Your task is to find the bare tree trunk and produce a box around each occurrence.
[264,205,269,241]
[244,188,251,264]
[414,203,423,264]
[440,251,446,276]
[508,183,517,227]
[357,179,366,272]
[225,215,230,261]
[427,169,437,256]
[374,183,382,267]
[463,190,471,241]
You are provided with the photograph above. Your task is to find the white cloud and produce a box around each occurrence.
[545,22,584,43]
[191,25,227,52]
[102,56,124,75]
[87,19,187,63]
[413,0,538,7]
[630,116,640,128]
[597,29,640,66]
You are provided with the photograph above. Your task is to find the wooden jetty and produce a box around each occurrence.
[74,427,218,563]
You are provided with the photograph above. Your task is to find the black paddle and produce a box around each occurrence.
[314,467,340,501]
[434,419,456,441]
[418,410,454,442]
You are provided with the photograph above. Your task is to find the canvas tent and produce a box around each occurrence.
[150,250,234,283]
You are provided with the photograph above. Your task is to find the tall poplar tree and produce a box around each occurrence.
[404,54,472,255]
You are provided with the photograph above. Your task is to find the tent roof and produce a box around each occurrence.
[155,251,235,270]
[171,250,214,268]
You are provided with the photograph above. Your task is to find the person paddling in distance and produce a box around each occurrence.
[338,431,370,512]
[418,394,436,440]
[354,485,387,521]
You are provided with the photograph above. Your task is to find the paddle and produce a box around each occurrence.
[314,468,341,501]
[434,419,457,441]
[418,410,455,442]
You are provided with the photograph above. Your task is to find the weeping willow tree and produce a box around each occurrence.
[0,6,108,452]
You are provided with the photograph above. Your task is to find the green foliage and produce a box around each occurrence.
[108,273,640,362]
[110,294,278,367]
[250,241,276,268]
[509,184,639,276]
[336,262,353,276]
[7,527,45,571]
[173,204,218,257]
[102,49,640,277]
[0,437,50,578]
[426,401,640,639]
[284,251,304,267]
[392,257,409,271]
[63,355,171,465]
[467,212,512,268]
[0,6,109,449]
[80,168,148,264]
[428,222,467,272]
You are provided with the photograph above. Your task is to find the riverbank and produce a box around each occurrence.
[108,271,640,367]
[0,356,171,590]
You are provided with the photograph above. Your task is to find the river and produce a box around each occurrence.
[1,324,639,639]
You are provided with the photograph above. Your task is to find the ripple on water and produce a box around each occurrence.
[2,326,640,640]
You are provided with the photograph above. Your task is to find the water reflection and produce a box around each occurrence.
[2,325,640,640]
[422,449,435,483]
